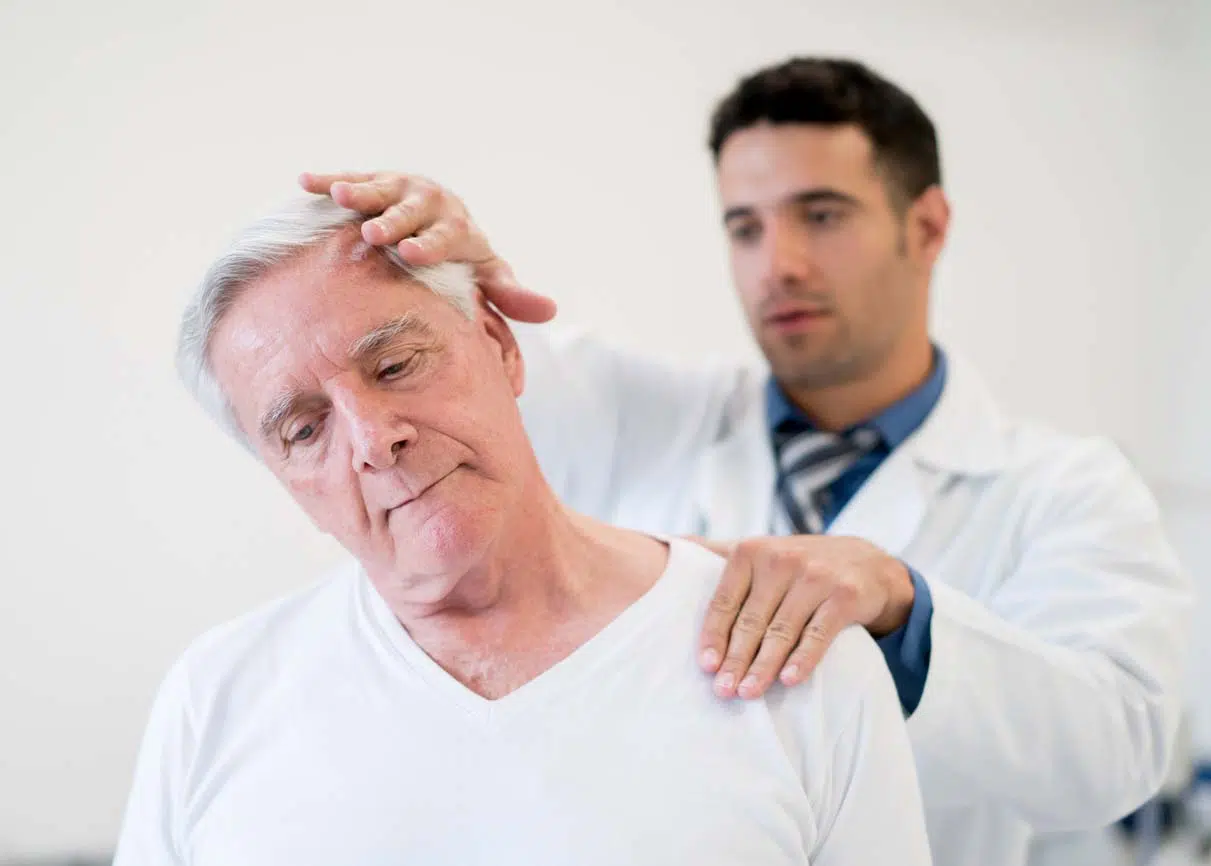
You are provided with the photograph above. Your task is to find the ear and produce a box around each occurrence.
[476,295,526,398]
[906,185,951,268]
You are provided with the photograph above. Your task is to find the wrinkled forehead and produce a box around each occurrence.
[208,230,460,389]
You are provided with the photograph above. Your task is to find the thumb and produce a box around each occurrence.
[478,262,557,324]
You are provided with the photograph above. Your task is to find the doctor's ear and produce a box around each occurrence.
[476,296,525,398]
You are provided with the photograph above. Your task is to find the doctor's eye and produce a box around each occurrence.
[728,221,762,245]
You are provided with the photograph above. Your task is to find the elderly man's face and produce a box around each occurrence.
[209,230,529,601]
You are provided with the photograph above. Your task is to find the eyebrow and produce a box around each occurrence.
[346,312,437,364]
[723,188,861,223]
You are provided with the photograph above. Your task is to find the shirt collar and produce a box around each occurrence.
[765,346,949,448]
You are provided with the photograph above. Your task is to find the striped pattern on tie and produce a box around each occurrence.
[775,426,881,534]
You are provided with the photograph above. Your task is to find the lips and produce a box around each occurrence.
[387,466,460,512]
[763,306,833,330]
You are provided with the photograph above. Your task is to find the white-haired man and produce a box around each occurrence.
[113,197,932,866]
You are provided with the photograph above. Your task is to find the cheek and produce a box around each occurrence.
[728,251,765,309]
[280,463,362,533]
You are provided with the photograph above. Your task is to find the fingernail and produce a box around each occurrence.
[716,672,735,693]
[700,648,720,669]
[739,674,759,695]
[781,665,799,683]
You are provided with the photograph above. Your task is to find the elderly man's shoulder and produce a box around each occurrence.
[164,559,364,705]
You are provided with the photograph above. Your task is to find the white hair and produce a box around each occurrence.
[177,196,477,449]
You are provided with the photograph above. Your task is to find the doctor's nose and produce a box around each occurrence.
[759,219,814,290]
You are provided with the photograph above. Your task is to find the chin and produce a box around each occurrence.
[388,497,502,587]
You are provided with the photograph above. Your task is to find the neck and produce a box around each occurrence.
[368,465,667,700]
[785,334,933,432]
[389,473,595,629]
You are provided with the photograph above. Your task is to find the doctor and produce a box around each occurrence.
[299,57,1191,866]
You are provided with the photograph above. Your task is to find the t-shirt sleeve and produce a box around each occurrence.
[792,627,933,865]
[112,660,193,866]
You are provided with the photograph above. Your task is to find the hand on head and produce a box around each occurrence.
[299,172,558,326]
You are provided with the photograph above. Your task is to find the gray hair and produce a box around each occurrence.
[177,196,477,448]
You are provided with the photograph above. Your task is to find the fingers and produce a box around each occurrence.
[735,578,826,699]
[698,552,752,676]
[299,169,557,324]
[481,281,558,323]
[389,211,465,265]
[712,562,792,700]
[779,598,849,686]
[298,171,375,195]
[302,173,446,253]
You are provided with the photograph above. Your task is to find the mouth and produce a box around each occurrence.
[763,307,833,333]
[388,465,461,513]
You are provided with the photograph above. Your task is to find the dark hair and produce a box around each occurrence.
[709,57,941,209]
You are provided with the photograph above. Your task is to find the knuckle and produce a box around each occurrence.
[801,558,831,581]
[803,621,831,644]
[385,201,415,223]
[763,619,799,643]
[832,580,860,609]
[708,593,739,614]
[734,538,764,561]
[416,181,442,206]
[372,176,403,199]
[766,547,796,573]
[733,611,768,635]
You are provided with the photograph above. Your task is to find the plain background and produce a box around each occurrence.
[1,0,1208,856]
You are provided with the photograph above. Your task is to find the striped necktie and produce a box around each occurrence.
[775,426,881,534]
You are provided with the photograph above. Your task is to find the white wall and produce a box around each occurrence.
[1149,0,1211,782]
[0,0,1205,856]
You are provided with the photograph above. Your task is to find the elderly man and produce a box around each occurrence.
[113,196,931,865]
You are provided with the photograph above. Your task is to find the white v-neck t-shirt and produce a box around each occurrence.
[113,539,931,866]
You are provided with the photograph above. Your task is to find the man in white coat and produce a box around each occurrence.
[300,57,1193,866]
[114,196,931,865]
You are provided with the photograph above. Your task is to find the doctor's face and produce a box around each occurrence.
[716,122,935,392]
[208,230,532,604]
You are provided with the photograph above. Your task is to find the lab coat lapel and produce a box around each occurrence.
[826,444,930,558]
[696,351,1009,553]
[697,396,775,539]
[829,352,1010,556]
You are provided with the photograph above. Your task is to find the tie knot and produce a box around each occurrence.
[774,425,881,534]
[776,426,880,474]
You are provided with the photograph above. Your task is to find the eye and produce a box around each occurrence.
[728,221,761,244]
[803,207,844,228]
[286,418,323,446]
[378,354,420,381]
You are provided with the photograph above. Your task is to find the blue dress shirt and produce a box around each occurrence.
[765,348,947,715]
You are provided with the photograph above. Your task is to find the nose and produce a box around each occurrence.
[760,218,813,290]
[332,384,418,473]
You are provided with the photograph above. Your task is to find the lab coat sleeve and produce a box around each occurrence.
[907,438,1193,831]
[810,629,934,866]
[513,323,755,521]
[112,661,193,866]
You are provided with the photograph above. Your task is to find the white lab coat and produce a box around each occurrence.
[514,326,1193,866]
